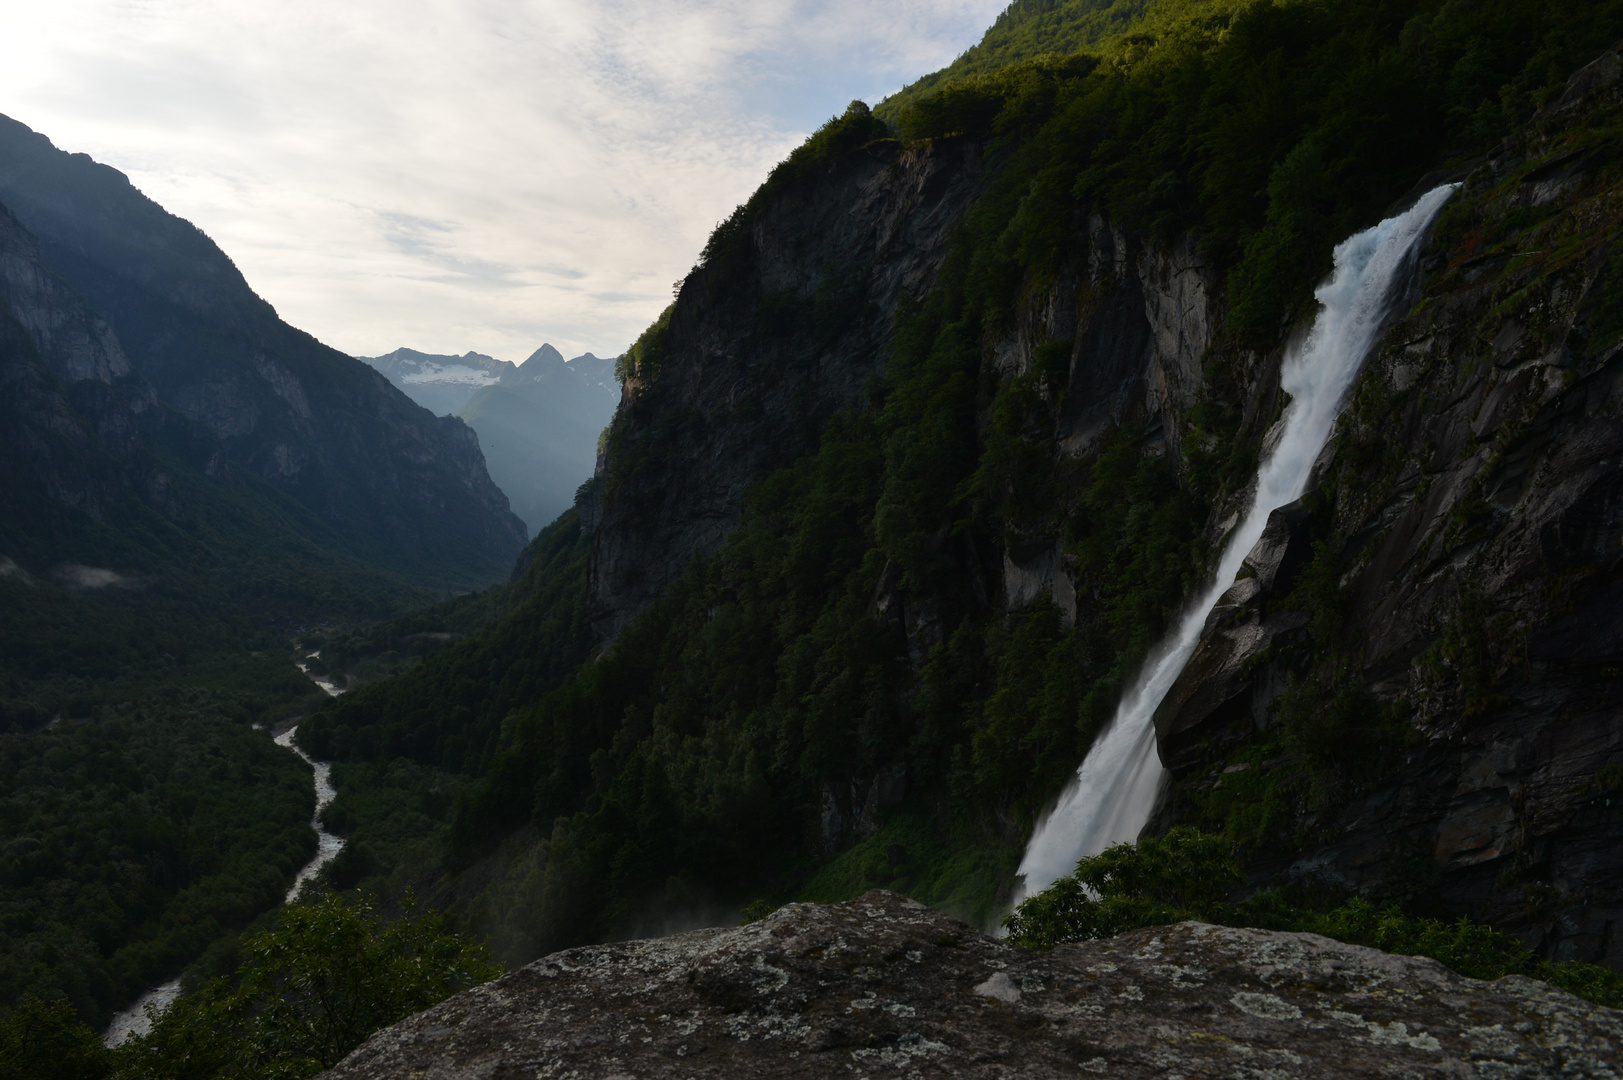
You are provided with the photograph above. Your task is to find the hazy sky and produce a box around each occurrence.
[1,0,1006,361]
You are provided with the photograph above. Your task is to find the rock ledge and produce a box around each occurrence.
[325,891,1620,1079]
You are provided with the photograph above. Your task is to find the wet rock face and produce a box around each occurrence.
[324,891,1621,1080]
[1150,44,1623,966]
[1154,495,1322,771]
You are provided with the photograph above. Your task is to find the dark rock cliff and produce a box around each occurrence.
[323,890,1622,1079]
[0,200,172,535]
[585,139,1224,642]
[585,138,989,639]
[0,115,526,588]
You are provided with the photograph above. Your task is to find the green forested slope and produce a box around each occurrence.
[298,513,593,774]
[880,0,1200,113]
[0,116,528,591]
[881,0,1623,340]
[300,0,1623,966]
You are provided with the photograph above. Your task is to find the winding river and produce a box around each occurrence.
[103,654,347,1046]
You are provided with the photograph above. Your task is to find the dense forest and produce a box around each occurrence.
[0,695,315,1028]
[0,473,449,1026]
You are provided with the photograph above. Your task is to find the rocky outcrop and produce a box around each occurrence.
[1149,44,1623,966]
[1154,496,1321,771]
[0,202,130,387]
[324,890,1622,1079]
[0,114,526,588]
[1055,217,1217,459]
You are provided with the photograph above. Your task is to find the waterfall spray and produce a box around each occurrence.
[1010,183,1458,911]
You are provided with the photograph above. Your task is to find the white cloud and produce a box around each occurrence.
[0,0,1005,360]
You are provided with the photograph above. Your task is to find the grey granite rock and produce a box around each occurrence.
[324,891,1621,1079]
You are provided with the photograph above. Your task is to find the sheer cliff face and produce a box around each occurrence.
[1152,47,1623,966]
[586,138,989,639]
[0,115,526,588]
[586,134,1214,640]
[957,53,1623,967]
[0,201,164,529]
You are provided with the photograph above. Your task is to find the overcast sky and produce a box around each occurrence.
[1,0,1006,361]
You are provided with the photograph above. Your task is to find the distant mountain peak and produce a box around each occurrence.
[518,343,566,373]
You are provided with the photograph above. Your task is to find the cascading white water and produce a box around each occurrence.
[1010,183,1458,910]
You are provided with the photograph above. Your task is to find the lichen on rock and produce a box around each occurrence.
[322,890,1621,1079]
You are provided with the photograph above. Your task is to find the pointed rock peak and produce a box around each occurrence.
[520,343,566,371]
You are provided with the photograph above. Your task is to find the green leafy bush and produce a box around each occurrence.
[0,994,112,1080]
[1005,832,1623,1009]
[1003,827,1241,946]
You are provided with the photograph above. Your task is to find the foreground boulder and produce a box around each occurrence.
[325,891,1620,1079]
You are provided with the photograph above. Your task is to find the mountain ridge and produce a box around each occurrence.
[0,114,527,590]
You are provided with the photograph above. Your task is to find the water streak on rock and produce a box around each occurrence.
[1013,184,1459,908]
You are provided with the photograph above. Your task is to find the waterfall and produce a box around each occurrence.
[1010,183,1458,910]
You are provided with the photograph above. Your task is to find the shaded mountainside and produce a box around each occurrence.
[0,199,159,544]
[299,0,1623,983]
[0,115,526,590]
[0,194,431,691]
[0,194,428,708]
[584,124,990,638]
